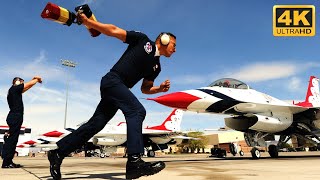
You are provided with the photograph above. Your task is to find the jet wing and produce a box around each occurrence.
[41,128,74,138]
[142,130,197,140]
[93,132,126,137]
[171,135,200,140]
[92,137,119,143]
[21,137,59,149]
[142,128,173,134]
[226,102,313,115]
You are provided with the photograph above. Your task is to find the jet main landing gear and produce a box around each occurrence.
[268,144,279,158]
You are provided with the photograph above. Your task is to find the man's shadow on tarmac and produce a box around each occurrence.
[43,172,127,180]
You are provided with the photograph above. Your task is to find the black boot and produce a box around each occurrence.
[48,149,64,180]
[126,154,165,179]
[1,163,22,168]
[1,159,23,168]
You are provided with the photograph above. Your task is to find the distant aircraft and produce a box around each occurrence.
[0,126,32,156]
[148,76,320,159]
[21,109,192,157]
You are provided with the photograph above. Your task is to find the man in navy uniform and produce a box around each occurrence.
[48,12,176,180]
[1,76,42,168]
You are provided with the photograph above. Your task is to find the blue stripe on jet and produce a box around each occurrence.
[197,89,242,113]
[197,89,238,101]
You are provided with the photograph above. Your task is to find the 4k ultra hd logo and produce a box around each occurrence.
[273,5,315,36]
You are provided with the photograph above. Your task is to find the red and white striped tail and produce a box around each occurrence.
[145,109,184,131]
[295,76,320,107]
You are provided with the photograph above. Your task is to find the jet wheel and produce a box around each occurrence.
[239,150,244,156]
[147,150,155,157]
[251,147,260,159]
[229,143,237,156]
[268,145,279,158]
[100,153,106,158]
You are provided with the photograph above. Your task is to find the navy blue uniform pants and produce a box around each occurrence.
[2,113,23,166]
[57,72,146,156]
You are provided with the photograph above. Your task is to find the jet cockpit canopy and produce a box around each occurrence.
[208,78,249,89]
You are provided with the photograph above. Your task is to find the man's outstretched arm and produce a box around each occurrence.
[78,13,127,42]
[23,76,42,93]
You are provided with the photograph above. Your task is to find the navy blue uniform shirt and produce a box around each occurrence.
[7,84,24,114]
[109,31,161,88]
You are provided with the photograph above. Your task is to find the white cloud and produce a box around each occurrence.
[0,50,67,83]
[171,61,320,86]
[229,62,297,82]
[171,74,208,85]
[229,61,320,83]
[287,76,302,92]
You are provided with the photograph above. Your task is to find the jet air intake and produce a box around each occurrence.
[225,114,293,133]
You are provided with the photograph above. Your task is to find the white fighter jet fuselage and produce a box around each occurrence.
[149,76,320,159]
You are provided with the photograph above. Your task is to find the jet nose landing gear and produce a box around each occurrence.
[250,147,261,159]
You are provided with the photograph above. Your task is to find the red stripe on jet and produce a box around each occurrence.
[0,126,26,129]
[24,140,37,145]
[147,92,200,109]
[43,131,64,137]
[117,122,126,126]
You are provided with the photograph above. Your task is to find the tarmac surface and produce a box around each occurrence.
[1,151,320,180]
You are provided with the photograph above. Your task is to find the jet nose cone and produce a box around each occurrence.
[147,92,200,109]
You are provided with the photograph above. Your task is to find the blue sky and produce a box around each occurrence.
[0,0,320,134]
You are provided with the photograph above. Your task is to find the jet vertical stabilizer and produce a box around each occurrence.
[296,76,320,107]
[145,109,183,131]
